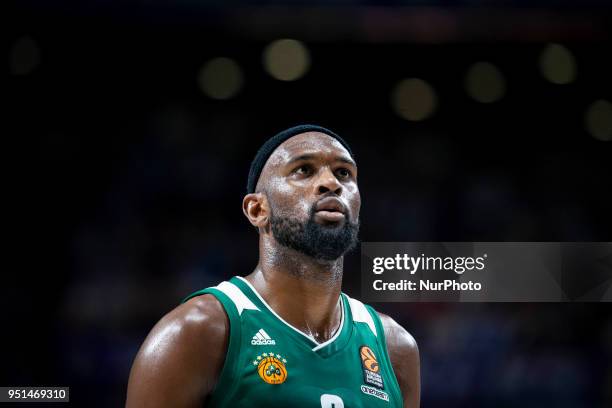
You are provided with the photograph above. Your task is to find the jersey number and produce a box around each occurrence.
[320,394,344,408]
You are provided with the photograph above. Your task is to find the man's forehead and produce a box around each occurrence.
[267,132,353,166]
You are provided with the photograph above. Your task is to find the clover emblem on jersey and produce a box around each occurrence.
[253,352,288,384]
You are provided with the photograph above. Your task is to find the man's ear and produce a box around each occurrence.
[242,193,270,229]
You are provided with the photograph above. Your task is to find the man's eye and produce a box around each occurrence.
[336,168,351,178]
[294,165,312,175]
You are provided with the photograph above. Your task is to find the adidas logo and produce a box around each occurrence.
[251,329,276,345]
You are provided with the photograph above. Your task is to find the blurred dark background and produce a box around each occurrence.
[6,0,612,406]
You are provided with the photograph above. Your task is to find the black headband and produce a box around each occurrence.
[246,124,353,194]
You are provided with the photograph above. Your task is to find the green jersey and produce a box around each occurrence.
[183,276,404,408]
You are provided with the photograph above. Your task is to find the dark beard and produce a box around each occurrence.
[269,208,359,261]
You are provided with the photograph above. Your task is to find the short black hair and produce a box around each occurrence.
[246,124,354,194]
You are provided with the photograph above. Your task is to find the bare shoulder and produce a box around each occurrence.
[126,294,229,408]
[377,312,421,408]
[377,312,418,355]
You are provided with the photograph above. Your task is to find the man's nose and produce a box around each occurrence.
[316,167,342,195]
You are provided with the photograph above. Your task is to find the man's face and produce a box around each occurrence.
[258,132,361,261]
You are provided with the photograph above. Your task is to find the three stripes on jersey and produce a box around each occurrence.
[251,328,276,345]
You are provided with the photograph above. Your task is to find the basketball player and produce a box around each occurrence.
[126,125,420,407]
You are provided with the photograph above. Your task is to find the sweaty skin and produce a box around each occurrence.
[126,132,420,407]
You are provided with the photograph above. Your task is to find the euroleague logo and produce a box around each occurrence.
[253,352,288,384]
[360,346,379,373]
[359,345,384,389]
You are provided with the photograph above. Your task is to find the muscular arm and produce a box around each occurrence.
[126,295,228,407]
[378,313,420,408]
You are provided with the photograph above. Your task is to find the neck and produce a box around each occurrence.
[244,236,344,343]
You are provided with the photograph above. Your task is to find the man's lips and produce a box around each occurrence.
[315,210,345,222]
[314,197,347,222]
[315,197,346,214]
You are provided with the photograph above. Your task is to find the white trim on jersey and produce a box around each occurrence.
[346,296,377,337]
[235,276,345,351]
[312,300,344,351]
[215,281,259,316]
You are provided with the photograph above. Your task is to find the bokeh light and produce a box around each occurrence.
[585,99,612,141]
[263,39,311,81]
[391,78,437,121]
[539,43,577,85]
[10,36,41,75]
[465,62,506,103]
[197,57,244,100]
